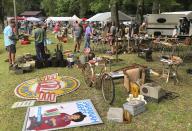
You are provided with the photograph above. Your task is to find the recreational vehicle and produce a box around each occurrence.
[146,11,192,37]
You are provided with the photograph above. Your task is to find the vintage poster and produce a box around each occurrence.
[22,99,103,131]
[14,73,80,102]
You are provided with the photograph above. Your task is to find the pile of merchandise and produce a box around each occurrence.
[12,53,36,74]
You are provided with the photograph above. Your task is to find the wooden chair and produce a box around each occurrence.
[123,65,146,97]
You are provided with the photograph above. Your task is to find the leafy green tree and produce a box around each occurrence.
[120,0,137,15]
[56,0,70,16]
[110,0,119,27]
[1,0,192,22]
[136,0,144,24]
[55,0,80,16]
[176,0,192,10]
[23,0,41,11]
[89,0,110,13]
[41,0,57,16]
[67,0,80,16]
[152,0,160,14]
[160,0,180,12]
[79,0,91,17]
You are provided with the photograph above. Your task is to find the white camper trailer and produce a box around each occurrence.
[146,11,192,37]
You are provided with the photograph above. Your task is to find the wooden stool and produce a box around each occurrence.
[161,59,180,84]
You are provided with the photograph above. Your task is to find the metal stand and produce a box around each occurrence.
[161,61,179,84]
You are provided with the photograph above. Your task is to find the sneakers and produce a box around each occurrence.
[9,64,13,70]
[9,64,18,70]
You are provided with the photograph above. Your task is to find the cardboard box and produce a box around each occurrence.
[107,107,124,123]
[123,100,146,116]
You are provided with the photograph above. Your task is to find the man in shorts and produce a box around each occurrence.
[73,21,82,52]
[3,20,16,67]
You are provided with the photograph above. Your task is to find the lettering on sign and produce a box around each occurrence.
[37,92,57,102]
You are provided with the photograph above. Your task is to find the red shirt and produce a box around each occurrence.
[29,113,71,130]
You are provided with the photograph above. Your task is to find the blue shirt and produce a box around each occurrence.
[85,26,92,37]
[3,26,14,47]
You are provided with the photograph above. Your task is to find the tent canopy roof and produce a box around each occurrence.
[46,17,72,22]
[87,11,133,22]
[46,15,81,22]
[26,17,41,22]
[20,11,42,17]
[71,15,81,21]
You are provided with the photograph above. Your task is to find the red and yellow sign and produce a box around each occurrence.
[15,73,80,102]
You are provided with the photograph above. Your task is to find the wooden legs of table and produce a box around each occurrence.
[162,63,179,84]
[166,66,171,83]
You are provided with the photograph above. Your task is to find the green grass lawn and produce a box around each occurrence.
[0,33,192,131]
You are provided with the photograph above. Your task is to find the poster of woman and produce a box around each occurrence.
[22,99,103,131]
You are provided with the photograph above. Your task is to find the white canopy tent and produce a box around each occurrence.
[46,17,72,22]
[26,17,41,22]
[87,13,109,22]
[87,11,133,22]
[46,15,81,23]
[71,15,81,21]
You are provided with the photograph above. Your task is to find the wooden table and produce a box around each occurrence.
[160,59,181,84]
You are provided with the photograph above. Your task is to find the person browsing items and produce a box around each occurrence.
[84,23,92,49]
[3,20,17,68]
[73,21,83,52]
[33,22,46,61]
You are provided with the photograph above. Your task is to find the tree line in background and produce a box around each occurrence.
[0,0,192,29]
[1,0,192,17]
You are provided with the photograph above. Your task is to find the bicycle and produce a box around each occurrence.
[82,57,115,104]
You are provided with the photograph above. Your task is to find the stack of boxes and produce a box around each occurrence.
[123,100,146,116]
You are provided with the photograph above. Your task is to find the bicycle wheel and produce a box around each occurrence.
[101,73,115,105]
[83,63,94,87]
[93,60,108,89]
